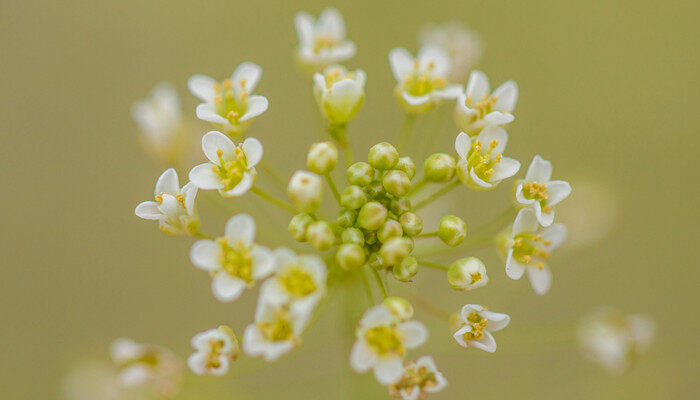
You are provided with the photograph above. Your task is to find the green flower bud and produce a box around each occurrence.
[447,257,488,290]
[390,199,411,216]
[347,162,375,186]
[399,212,423,237]
[368,252,385,270]
[340,185,368,210]
[307,141,339,174]
[379,236,411,266]
[341,227,364,245]
[392,256,418,282]
[336,243,366,271]
[382,170,411,197]
[395,156,416,180]
[287,170,323,213]
[365,180,384,199]
[357,201,387,231]
[337,209,358,228]
[306,220,335,251]
[424,153,456,182]
[368,142,399,170]
[382,296,414,321]
[288,213,313,242]
[377,220,403,243]
[438,215,467,246]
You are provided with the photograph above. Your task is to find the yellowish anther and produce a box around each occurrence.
[218,237,254,283]
[523,255,532,262]
[227,111,239,121]
[427,61,435,70]
[213,83,221,92]
[470,272,482,284]
[215,95,223,104]
[258,310,294,342]
[239,78,247,87]
[279,266,317,298]
[413,60,420,69]
[223,79,232,89]
[176,194,186,206]
[155,194,163,204]
[495,154,503,162]
[489,140,498,149]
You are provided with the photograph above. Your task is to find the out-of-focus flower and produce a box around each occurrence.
[62,361,149,400]
[388,356,447,400]
[452,304,510,352]
[419,21,483,84]
[189,131,262,197]
[350,304,428,385]
[242,301,310,361]
[578,308,655,374]
[389,45,462,114]
[260,247,327,314]
[501,208,567,295]
[134,168,199,236]
[454,129,520,191]
[454,70,517,136]
[187,326,239,376]
[295,8,356,72]
[287,170,324,213]
[190,214,275,302]
[313,65,365,125]
[556,178,617,251]
[109,338,182,397]
[188,63,268,135]
[515,155,571,226]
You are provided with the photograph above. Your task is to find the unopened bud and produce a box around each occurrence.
[368,142,399,170]
[438,215,467,246]
[399,212,423,237]
[307,141,338,174]
[395,156,416,180]
[306,220,335,251]
[340,185,368,210]
[424,153,456,182]
[287,170,323,213]
[336,243,366,271]
[390,199,411,216]
[357,201,387,231]
[347,162,375,186]
[379,236,411,266]
[382,296,414,321]
[382,170,411,197]
[447,257,488,291]
[377,220,403,243]
[336,209,357,228]
[392,256,418,282]
[288,213,313,242]
[341,227,364,245]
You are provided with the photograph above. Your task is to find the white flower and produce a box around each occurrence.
[313,65,365,124]
[295,8,356,72]
[454,70,518,135]
[452,304,510,352]
[187,326,239,376]
[515,155,572,226]
[188,131,262,197]
[503,208,567,295]
[287,170,324,213]
[260,247,327,314]
[454,128,520,191]
[189,214,275,302]
[388,356,447,400]
[242,301,311,362]
[389,45,462,114]
[188,62,268,135]
[419,21,483,84]
[447,257,489,291]
[578,308,655,374]
[109,338,182,397]
[350,305,428,385]
[134,168,199,235]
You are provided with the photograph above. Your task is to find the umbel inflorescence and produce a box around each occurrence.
[127,7,572,399]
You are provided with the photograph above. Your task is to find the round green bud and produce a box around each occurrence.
[377,220,403,243]
[390,199,411,216]
[287,170,323,213]
[364,180,384,199]
[340,185,368,210]
[399,212,423,237]
[341,227,364,245]
[379,236,411,266]
[392,256,418,282]
[336,209,357,228]
[288,213,313,242]
[382,296,414,321]
[382,170,411,197]
[368,252,385,270]
[438,215,467,247]
[347,162,375,186]
[357,201,387,231]
[395,156,416,180]
[336,243,366,271]
[307,141,338,174]
[424,153,456,182]
[368,142,399,170]
[306,220,335,251]
[447,257,488,291]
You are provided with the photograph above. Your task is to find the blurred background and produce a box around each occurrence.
[1,0,698,399]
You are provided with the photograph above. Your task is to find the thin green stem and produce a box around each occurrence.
[250,187,296,214]
[416,231,438,239]
[397,114,417,153]
[408,290,451,321]
[413,180,460,211]
[417,259,449,271]
[343,144,354,167]
[192,231,213,240]
[407,177,428,197]
[325,173,341,205]
[370,267,388,299]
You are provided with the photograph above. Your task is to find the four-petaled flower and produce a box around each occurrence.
[515,155,572,226]
[295,8,356,72]
[260,247,327,314]
[454,70,518,136]
[189,131,262,197]
[388,356,447,400]
[187,326,239,376]
[313,64,366,125]
[454,128,520,190]
[242,300,311,362]
[419,22,483,84]
[188,63,268,135]
[110,338,182,396]
[135,168,199,236]
[452,304,510,352]
[190,214,275,302]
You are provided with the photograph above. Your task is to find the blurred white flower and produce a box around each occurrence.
[515,155,572,226]
[313,64,365,124]
[62,361,149,400]
[109,338,182,397]
[419,21,483,83]
[134,168,199,236]
[388,356,447,400]
[454,128,520,191]
[295,8,356,72]
[556,179,617,251]
[187,326,239,376]
[350,304,428,385]
[188,131,262,197]
[188,63,268,135]
[389,45,462,114]
[454,70,517,136]
[452,304,510,352]
[242,301,310,361]
[190,214,275,302]
[260,247,327,314]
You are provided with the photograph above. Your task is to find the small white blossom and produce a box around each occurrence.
[187,326,239,376]
[188,131,262,197]
[260,247,327,314]
[454,128,520,190]
[454,70,518,136]
[388,356,447,400]
[419,21,483,84]
[242,300,311,362]
[503,208,567,295]
[452,304,510,352]
[134,168,199,235]
[313,65,365,124]
[295,8,356,72]
[350,304,428,385]
[515,155,572,227]
[389,45,462,114]
[110,338,182,397]
[190,214,275,302]
[188,63,268,135]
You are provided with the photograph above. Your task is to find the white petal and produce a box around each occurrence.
[135,201,163,220]
[471,330,497,352]
[299,255,327,283]
[512,208,538,235]
[187,352,207,375]
[453,326,470,347]
[118,365,151,387]
[324,42,356,63]
[259,279,289,305]
[188,74,217,102]
[211,273,246,302]
[491,157,520,182]
[232,62,262,93]
[397,321,428,348]
[483,111,514,125]
[242,325,265,355]
[492,80,518,113]
[251,246,275,279]
[317,7,345,38]
[477,126,508,155]
[401,91,430,106]
[224,213,256,245]
[466,70,490,101]
[454,132,471,160]
[154,168,180,196]
[417,45,450,77]
[190,240,220,271]
[242,137,264,167]
[433,84,463,99]
[541,223,568,250]
[481,311,511,332]
[273,247,298,269]
[189,163,223,190]
[546,180,572,206]
[525,155,552,183]
[469,168,493,189]
[157,194,181,216]
[349,340,376,373]
[327,78,364,119]
[505,249,527,280]
[202,131,236,164]
[181,182,198,214]
[535,202,555,227]
[239,95,268,122]
[294,12,314,46]
[221,171,254,197]
[373,356,404,385]
[527,265,552,295]
[389,47,414,82]
[262,341,295,362]
[515,183,535,205]
[360,305,394,328]
[196,102,228,124]
[460,304,484,322]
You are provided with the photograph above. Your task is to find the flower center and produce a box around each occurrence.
[323,67,354,89]
[470,272,482,284]
[521,182,551,212]
[155,193,186,208]
[465,94,498,121]
[364,326,404,356]
[402,60,446,97]
[205,339,226,370]
[217,238,253,282]
[279,265,317,298]
[512,233,551,269]
[312,35,339,54]
[391,363,437,394]
[258,311,294,342]
[213,79,248,124]
[466,139,502,181]
[212,148,248,191]
[463,312,488,341]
